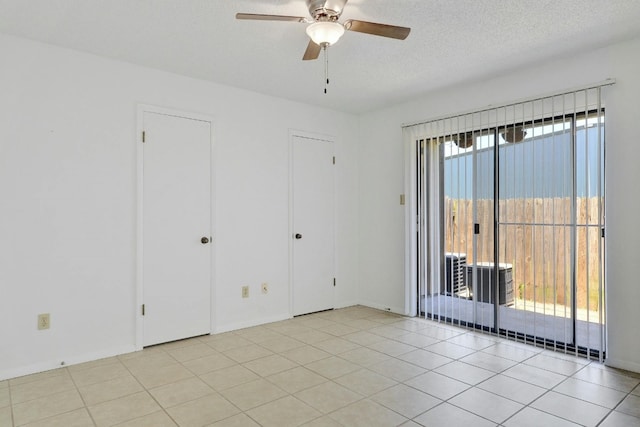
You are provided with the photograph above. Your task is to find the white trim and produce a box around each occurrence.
[404,136,418,317]
[288,128,336,143]
[209,115,219,340]
[404,90,609,355]
[358,300,407,316]
[334,301,360,309]
[135,105,145,350]
[214,313,292,334]
[0,345,137,381]
[137,104,215,124]
[604,358,640,374]
[135,104,216,350]
[288,129,336,317]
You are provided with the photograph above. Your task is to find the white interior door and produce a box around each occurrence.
[292,135,335,316]
[142,111,212,346]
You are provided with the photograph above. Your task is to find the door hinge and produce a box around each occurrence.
[474,223,480,235]
[141,304,145,316]
[333,278,336,287]
[601,227,605,238]
[142,131,146,143]
[332,156,335,165]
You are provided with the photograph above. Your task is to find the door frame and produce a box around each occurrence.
[135,104,216,350]
[288,129,336,317]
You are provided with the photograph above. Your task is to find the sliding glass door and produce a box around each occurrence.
[415,87,606,359]
[496,112,575,348]
[422,120,497,332]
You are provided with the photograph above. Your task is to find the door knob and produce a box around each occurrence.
[201,237,209,244]
[295,233,302,239]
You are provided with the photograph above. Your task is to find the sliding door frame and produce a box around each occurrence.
[405,84,610,360]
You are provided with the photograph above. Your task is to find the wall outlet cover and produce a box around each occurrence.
[38,313,50,330]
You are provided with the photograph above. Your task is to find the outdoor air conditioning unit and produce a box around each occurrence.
[465,262,515,305]
[443,253,468,296]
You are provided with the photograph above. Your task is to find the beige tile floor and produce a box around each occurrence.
[1,306,640,427]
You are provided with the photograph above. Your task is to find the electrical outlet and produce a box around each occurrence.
[261,283,268,294]
[242,286,249,298]
[38,313,50,330]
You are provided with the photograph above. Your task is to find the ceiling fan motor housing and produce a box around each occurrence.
[306,0,347,20]
[236,1,411,61]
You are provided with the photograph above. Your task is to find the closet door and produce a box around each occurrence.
[142,110,212,346]
[291,134,335,316]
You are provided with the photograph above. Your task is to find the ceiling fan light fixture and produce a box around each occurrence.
[306,21,345,46]
[502,126,527,143]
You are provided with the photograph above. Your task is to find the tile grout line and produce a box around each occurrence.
[497,402,532,427]
[117,345,184,427]
[269,316,629,427]
[596,384,640,425]
[371,320,596,426]
[65,366,97,427]
[550,374,632,412]
[5,308,640,427]
[7,379,14,427]
[410,337,567,426]
[10,369,92,427]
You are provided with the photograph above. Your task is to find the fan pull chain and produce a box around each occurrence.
[324,45,329,94]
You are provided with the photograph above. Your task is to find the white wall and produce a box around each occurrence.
[0,34,360,380]
[358,36,640,372]
[4,31,639,380]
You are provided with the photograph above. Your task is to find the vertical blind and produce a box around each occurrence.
[404,81,613,361]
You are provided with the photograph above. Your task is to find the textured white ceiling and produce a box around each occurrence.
[1,0,639,113]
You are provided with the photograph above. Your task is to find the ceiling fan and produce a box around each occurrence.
[236,0,411,61]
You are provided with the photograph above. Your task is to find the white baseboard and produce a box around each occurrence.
[334,301,359,310]
[604,357,640,374]
[0,344,137,381]
[0,304,412,381]
[213,313,292,334]
[357,300,408,316]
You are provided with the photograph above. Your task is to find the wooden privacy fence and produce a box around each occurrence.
[444,197,603,311]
